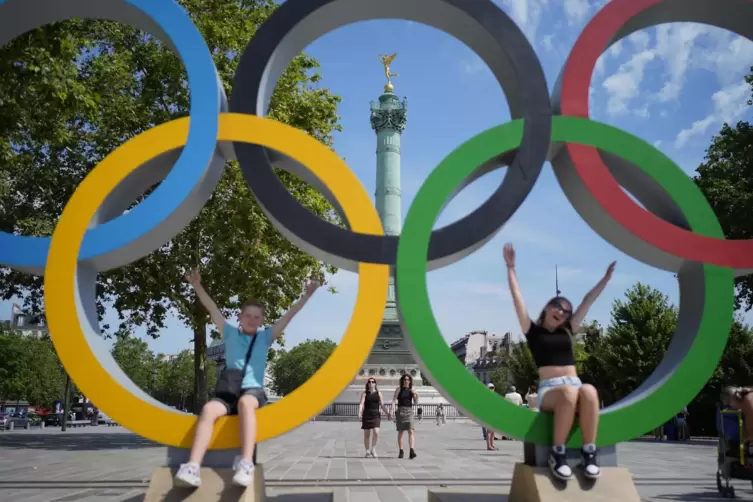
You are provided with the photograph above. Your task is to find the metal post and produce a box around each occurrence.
[61,373,71,432]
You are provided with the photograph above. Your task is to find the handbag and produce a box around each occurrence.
[215,332,258,397]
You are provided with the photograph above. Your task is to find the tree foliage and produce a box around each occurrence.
[0,332,65,408]
[580,283,676,405]
[111,335,160,393]
[489,365,510,394]
[269,339,337,396]
[0,0,342,408]
[694,66,753,310]
[507,343,538,393]
[110,337,216,412]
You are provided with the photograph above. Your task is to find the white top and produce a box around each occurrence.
[504,392,523,406]
[525,392,538,409]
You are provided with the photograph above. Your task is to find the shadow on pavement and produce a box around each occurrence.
[650,490,742,500]
[120,493,336,502]
[630,438,718,447]
[0,432,160,451]
[426,494,508,502]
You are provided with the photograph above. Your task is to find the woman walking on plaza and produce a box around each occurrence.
[174,268,319,488]
[358,378,391,458]
[392,374,418,459]
[436,403,445,426]
[504,243,614,482]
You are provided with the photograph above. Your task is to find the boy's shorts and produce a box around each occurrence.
[212,387,267,415]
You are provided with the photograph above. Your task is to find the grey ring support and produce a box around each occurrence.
[551,0,753,276]
[230,0,552,273]
[547,144,703,414]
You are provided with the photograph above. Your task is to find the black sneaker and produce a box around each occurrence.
[398,449,404,458]
[581,448,601,479]
[409,449,417,459]
[548,448,573,481]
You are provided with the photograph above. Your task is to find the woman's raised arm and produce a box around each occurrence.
[504,243,531,334]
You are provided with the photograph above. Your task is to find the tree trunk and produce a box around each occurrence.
[193,319,208,412]
[61,374,71,432]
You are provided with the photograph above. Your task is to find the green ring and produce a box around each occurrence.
[396,116,734,446]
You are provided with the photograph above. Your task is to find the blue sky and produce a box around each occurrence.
[5,0,753,357]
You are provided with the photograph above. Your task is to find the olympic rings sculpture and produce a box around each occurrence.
[0,0,748,449]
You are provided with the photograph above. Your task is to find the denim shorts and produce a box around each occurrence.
[538,376,582,409]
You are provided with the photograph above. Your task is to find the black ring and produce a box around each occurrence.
[230,0,552,272]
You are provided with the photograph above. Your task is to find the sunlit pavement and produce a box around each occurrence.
[0,421,739,501]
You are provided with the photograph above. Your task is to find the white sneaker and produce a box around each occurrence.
[232,459,255,487]
[370,449,378,458]
[364,451,372,458]
[174,462,201,487]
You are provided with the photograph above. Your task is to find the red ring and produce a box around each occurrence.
[559,0,753,270]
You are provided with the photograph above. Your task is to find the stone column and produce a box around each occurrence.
[370,89,407,323]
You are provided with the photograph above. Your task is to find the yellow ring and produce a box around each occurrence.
[44,113,388,448]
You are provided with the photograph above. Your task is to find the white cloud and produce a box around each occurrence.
[602,50,656,116]
[608,40,624,58]
[674,81,750,148]
[627,31,650,52]
[653,140,663,148]
[653,24,707,103]
[694,29,753,86]
[634,105,649,118]
[497,0,547,43]
[541,33,555,52]
[563,0,589,26]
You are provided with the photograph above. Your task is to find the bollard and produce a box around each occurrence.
[9,422,13,431]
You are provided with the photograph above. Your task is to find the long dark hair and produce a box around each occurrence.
[365,377,378,394]
[400,373,413,389]
[537,296,574,335]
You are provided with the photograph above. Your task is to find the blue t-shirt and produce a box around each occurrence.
[223,321,273,389]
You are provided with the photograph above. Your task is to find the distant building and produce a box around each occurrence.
[450,330,511,371]
[6,303,48,339]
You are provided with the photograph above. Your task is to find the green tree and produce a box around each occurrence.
[164,351,194,410]
[0,332,31,402]
[111,335,159,394]
[697,317,753,407]
[269,339,336,396]
[693,66,753,310]
[0,332,65,408]
[489,364,510,393]
[507,343,538,393]
[583,283,676,405]
[24,337,66,408]
[0,1,341,408]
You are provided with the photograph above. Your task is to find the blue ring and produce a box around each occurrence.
[0,0,221,269]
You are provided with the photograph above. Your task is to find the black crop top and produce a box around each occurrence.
[397,388,413,407]
[526,321,575,368]
[364,391,380,410]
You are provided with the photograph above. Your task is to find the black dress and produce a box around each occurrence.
[361,391,381,430]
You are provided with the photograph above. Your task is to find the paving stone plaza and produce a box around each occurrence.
[0,421,741,502]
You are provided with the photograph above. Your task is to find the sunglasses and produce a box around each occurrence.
[368,380,376,383]
[549,300,572,317]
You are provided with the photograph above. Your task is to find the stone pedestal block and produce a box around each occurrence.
[144,466,265,502]
[508,463,640,502]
